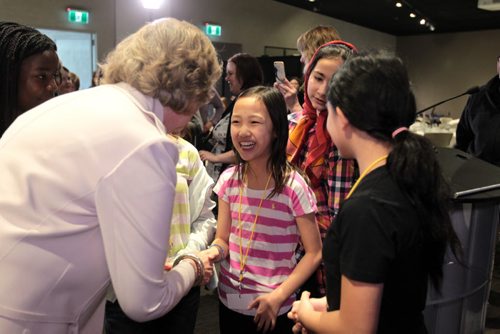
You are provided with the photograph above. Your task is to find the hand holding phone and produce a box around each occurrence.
[274,61,286,83]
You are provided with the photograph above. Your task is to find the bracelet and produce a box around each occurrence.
[208,243,226,263]
[173,253,205,286]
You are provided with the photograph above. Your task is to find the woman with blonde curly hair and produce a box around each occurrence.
[0,18,221,334]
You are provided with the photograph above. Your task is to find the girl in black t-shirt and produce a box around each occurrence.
[288,52,461,333]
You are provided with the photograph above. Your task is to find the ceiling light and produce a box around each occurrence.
[429,24,436,31]
[419,19,426,25]
[478,0,500,11]
[395,2,402,7]
[140,0,164,9]
[308,0,316,2]
[409,12,416,18]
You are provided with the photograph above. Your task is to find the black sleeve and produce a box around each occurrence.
[455,95,475,152]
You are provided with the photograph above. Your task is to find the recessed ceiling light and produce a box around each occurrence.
[409,12,416,18]
[419,19,426,25]
[395,2,402,7]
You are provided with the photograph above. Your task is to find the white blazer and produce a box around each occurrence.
[0,83,197,333]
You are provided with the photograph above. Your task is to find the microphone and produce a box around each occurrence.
[417,86,480,115]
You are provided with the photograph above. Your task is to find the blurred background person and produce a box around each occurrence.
[0,18,221,333]
[0,21,60,137]
[70,71,80,91]
[58,65,76,94]
[456,55,500,166]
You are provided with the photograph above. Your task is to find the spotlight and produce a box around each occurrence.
[141,0,164,9]
[409,12,416,18]
[419,19,426,25]
[395,2,402,7]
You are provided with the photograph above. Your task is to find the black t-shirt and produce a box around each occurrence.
[324,167,428,333]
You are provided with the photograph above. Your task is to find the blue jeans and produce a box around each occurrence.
[104,286,200,334]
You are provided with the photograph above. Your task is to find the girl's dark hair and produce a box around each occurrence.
[0,21,57,136]
[327,51,461,290]
[228,53,264,91]
[306,42,355,79]
[234,86,295,198]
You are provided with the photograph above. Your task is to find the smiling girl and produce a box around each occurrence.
[203,86,322,333]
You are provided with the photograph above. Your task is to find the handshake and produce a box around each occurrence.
[164,242,227,287]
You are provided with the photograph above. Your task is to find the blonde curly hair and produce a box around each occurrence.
[100,18,222,114]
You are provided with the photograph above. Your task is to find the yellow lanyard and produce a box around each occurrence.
[346,155,388,200]
[237,169,272,287]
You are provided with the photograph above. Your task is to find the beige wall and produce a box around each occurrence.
[397,29,500,118]
[115,0,396,56]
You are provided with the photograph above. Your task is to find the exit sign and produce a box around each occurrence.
[204,23,221,37]
[67,8,89,24]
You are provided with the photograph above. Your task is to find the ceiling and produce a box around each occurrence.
[274,0,500,36]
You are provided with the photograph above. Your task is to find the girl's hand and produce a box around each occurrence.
[248,293,281,333]
[199,150,217,163]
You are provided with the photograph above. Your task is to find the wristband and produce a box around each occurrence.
[173,253,205,286]
[208,243,226,263]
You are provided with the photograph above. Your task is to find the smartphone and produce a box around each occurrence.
[273,61,286,82]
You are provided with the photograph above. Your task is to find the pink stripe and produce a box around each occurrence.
[230,211,296,229]
[228,243,295,261]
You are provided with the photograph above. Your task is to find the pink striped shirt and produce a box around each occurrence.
[214,166,317,316]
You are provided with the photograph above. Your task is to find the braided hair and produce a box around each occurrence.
[0,21,57,136]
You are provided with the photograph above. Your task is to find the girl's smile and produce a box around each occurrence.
[231,96,274,167]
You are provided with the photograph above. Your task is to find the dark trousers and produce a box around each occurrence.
[104,286,200,334]
[219,300,293,334]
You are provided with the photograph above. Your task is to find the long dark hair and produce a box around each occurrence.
[227,53,264,91]
[233,86,296,198]
[0,21,57,136]
[327,51,461,290]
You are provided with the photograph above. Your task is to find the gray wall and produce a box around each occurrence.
[397,29,500,118]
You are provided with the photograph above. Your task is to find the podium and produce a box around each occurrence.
[424,148,500,334]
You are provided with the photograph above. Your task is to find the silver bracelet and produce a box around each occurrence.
[173,253,205,286]
[208,243,226,263]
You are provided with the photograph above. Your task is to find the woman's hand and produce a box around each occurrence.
[199,150,217,163]
[248,293,282,333]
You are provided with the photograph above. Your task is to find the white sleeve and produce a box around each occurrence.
[178,153,216,255]
[95,138,196,322]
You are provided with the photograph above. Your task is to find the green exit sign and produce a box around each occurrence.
[67,8,89,24]
[204,23,221,37]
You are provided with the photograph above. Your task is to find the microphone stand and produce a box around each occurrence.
[417,86,480,115]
